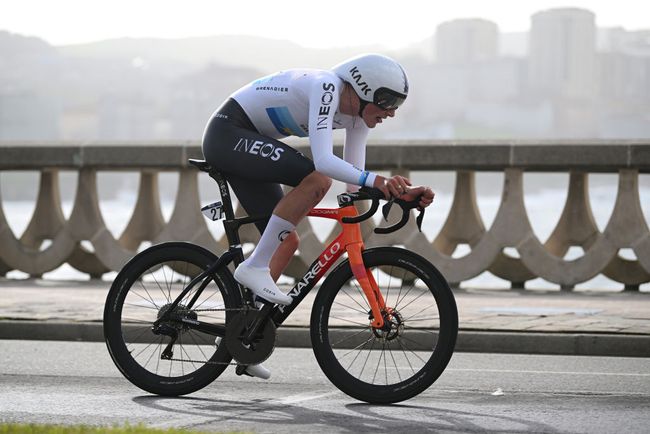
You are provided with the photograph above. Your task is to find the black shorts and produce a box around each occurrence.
[201,98,315,233]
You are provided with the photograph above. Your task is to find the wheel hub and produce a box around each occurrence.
[372,309,404,341]
[155,303,197,334]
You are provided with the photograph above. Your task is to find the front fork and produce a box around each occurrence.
[346,243,387,329]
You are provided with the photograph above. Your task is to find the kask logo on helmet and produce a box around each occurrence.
[348,66,372,96]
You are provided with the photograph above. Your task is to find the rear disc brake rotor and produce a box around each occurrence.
[225,310,276,365]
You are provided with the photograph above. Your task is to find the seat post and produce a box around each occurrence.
[209,171,235,221]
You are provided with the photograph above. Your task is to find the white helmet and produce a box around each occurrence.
[332,53,409,111]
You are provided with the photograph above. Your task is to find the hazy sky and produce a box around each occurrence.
[1,0,649,48]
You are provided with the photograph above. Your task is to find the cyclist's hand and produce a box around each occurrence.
[402,186,435,209]
[376,175,412,199]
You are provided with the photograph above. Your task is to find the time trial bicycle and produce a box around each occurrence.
[103,159,458,404]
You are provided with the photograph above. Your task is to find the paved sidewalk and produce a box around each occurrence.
[1,278,649,356]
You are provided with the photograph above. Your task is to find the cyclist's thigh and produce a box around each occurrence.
[203,120,314,187]
[226,175,283,234]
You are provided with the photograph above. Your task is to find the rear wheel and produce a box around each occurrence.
[311,247,458,404]
[104,242,242,396]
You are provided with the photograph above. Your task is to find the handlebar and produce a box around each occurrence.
[338,187,426,234]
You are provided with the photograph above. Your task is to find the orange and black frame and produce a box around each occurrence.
[154,160,422,340]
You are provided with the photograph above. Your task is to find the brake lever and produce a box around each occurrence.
[381,199,395,221]
[416,207,425,232]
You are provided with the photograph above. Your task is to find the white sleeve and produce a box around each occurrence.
[343,125,372,192]
[308,78,375,187]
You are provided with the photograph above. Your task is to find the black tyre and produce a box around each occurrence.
[311,247,458,404]
[104,242,242,396]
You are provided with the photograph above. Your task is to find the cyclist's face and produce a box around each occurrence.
[361,103,396,128]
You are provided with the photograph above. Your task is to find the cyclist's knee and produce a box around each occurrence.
[303,172,332,201]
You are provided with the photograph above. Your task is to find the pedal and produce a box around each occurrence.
[235,364,251,377]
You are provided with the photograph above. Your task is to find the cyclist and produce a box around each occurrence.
[202,53,434,378]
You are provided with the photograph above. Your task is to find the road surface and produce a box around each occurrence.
[1,340,649,433]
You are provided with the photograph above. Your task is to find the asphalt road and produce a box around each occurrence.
[1,340,649,433]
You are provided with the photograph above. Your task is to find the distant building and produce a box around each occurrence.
[470,58,526,102]
[598,52,650,105]
[595,28,650,138]
[528,8,597,100]
[597,28,650,105]
[435,18,499,65]
[428,19,531,138]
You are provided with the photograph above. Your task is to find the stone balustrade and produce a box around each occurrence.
[1,141,649,290]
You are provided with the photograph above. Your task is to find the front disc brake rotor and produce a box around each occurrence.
[372,309,404,341]
[225,310,276,365]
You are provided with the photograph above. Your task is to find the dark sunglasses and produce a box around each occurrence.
[373,87,407,110]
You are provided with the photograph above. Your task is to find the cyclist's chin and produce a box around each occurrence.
[363,118,379,128]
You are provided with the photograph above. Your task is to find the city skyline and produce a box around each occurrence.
[1,4,648,142]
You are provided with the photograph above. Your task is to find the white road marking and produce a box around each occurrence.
[278,391,340,404]
[448,368,650,377]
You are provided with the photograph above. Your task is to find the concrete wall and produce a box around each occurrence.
[1,141,649,290]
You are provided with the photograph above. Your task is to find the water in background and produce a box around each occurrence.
[2,171,649,291]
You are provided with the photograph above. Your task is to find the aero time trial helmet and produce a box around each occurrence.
[332,54,409,111]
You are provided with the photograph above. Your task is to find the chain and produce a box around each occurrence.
[191,307,249,313]
[164,357,238,366]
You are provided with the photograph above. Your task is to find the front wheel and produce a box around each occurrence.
[311,247,458,404]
